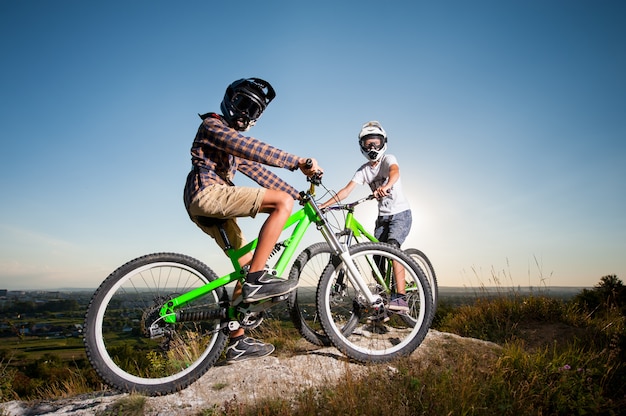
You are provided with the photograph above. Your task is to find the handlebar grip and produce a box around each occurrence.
[305,158,313,169]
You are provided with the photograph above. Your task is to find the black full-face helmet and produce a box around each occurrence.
[220,78,276,131]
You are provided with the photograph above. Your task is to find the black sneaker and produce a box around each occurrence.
[226,337,275,363]
[242,271,297,303]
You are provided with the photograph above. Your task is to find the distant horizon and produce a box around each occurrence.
[0,285,594,292]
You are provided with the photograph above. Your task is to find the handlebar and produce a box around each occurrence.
[324,195,375,212]
[298,158,323,201]
[304,158,323,197]
[307,172,323,186]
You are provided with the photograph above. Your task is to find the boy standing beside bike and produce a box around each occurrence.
[320,121,412,311]
[184,78,322,363]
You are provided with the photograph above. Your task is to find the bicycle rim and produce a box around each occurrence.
[317,243,432,362]
[404,248,438,310]
[83,253,228,395]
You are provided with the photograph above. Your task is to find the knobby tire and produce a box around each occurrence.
[316,242,433,362]
[83,253,228,396]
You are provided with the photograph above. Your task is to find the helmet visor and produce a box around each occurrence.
[231,93,263,120]
[360,135,384,151]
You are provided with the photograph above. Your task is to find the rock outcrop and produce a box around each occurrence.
[0,330,501,416]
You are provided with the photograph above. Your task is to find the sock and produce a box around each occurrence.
[229,334,244,345]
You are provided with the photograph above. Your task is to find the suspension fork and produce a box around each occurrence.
[307,196,383,307]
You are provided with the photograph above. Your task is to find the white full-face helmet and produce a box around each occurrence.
[358,120,387,162]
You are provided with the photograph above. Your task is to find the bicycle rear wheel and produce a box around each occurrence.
[83,253,228,396]
[317,242,433,362]
[404,248,438,311]
[288,243,335,346]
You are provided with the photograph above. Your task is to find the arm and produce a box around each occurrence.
[373,163,400,199]
[238,159,300,199]
[319,180,358,209]
[206,119,321,175]
[197,117,298,169]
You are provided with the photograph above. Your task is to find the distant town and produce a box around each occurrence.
[0,289,93,339]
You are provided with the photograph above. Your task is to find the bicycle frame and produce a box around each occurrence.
[326,195,376,245]
[160,188,383,324]
[326,196,406,294]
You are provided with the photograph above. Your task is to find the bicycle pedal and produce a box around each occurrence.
[271,293,290,302]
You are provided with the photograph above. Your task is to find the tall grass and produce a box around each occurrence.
[209,278,625,416]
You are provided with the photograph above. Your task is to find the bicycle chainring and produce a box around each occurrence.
[238,311,264,330]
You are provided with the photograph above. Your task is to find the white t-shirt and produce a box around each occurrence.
[351,154,411,216]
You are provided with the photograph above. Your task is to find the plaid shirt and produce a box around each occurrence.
[184,113,301,209]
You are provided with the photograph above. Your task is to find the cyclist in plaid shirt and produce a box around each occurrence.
[184,78,322,363]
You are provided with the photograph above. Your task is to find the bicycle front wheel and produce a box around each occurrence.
[317,242,433,362]
[83,253,228,396]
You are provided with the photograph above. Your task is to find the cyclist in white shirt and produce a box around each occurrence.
[320,121,412,311]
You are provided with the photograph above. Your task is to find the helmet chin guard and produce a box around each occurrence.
[361,142,388,162]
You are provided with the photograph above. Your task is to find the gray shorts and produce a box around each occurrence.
[374,209,412,246]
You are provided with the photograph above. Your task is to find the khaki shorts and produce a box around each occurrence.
[188,185,266,250]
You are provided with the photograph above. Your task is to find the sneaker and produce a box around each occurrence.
[242,271,297,303]
[226,337,275,364]
[388,294,410,312]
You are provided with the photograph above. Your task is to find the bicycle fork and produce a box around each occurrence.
[308,197,384,310]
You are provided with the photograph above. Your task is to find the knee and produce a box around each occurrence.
[263,190,293,214]
[278,193,294,212]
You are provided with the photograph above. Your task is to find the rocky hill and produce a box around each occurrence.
[0,330,501,416]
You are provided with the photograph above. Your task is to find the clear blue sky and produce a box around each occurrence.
[1,1,624,290]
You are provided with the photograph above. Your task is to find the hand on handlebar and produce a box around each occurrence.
[299,158,323,183]
[373,186,391,200]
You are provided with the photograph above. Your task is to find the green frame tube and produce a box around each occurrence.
[160,203,320,322]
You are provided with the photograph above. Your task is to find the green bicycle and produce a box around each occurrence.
[289,194,438,347]
[83,171,433,396]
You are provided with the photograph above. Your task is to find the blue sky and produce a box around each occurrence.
[1,1,624,290]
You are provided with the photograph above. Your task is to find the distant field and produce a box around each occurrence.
[4,336,86,361]
[438,286,585,299]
